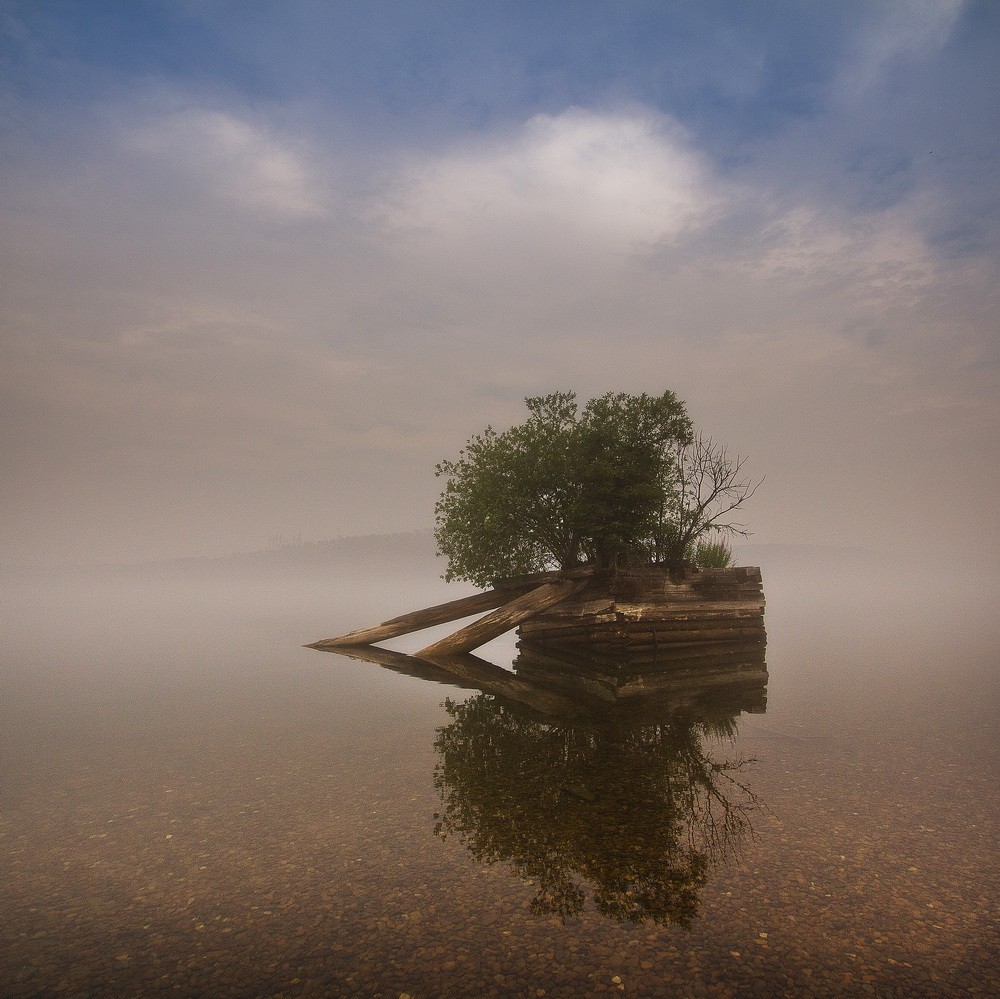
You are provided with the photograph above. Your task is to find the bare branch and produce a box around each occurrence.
[660,434,761,564]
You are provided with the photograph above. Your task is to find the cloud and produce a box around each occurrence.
[837,0,966,96]
[867,0,965,58]
[2,84,997,566]
[375,108,716,249]
[130,108,328,220]
[358,108,727,343]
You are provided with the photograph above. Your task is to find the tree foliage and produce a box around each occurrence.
[573,391,692,567]
[434,390,758,587]
[434,393,585,587]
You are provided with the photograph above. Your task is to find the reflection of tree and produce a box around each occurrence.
[433,695,758,926]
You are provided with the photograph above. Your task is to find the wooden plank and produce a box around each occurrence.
[530,642,766,666]
[627,626,765,641]
[531,597,615,619]
[415,579,586,659]
[493,564,596,589]
[308,582,539,648]
[524,604,765,631]
[519,619,765,643]
[615,600,765,618]
[521,618,764,643]
[518,617,616,636]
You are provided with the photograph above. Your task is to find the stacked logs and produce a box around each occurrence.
[311,565,764,666]
[310,565,767,719]
[517,567,765,657]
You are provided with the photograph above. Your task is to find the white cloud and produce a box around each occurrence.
[375,108,716,250]
[131,109,328,220]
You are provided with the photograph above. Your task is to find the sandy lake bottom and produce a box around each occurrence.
[1,551,997,998]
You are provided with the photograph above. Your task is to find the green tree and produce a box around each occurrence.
[434,392,584,587]
[434,390,693,587]
[574,391,692,567]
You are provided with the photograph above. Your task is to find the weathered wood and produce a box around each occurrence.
[580,640,765,656]
[614,600,765,618]
[309,565,765,662]
[308,582,541,648]
[415,579,587,659]
[523,615,764,635]
[518,640,766,667]
[514,566,765,654]
[313,618,768,721]
[523,602,763,625]
[493,564,597,589]
[613,623,765,639]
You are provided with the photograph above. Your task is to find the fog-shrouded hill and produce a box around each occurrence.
[146,530,442,578]
[5,532,992,615]
[148,533,892,582]
[27,531,986,582]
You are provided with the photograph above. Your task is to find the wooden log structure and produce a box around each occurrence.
[314,639,768,722]
[516,566,765,656]
[308,564,764,663]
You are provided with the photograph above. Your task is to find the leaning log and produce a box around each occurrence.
[308,582,544,649]
[414,579,587,659]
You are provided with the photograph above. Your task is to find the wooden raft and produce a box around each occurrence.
[308,565,764,663]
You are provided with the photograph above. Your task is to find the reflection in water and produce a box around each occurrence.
[433,690,760,926]
[318,639,767,926]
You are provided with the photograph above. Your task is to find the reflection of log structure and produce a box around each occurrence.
[333,644,594,719]
[322,641,767,724]
[515,644,767,718]
[310,586,768,927]
[309,565,765,661]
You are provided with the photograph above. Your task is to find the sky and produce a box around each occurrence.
[1,0,998,567]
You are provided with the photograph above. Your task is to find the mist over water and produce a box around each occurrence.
[1,538,997,997]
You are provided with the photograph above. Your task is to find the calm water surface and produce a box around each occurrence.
[1,551,997,998]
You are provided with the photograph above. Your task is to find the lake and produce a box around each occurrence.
[1,540,997,997]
